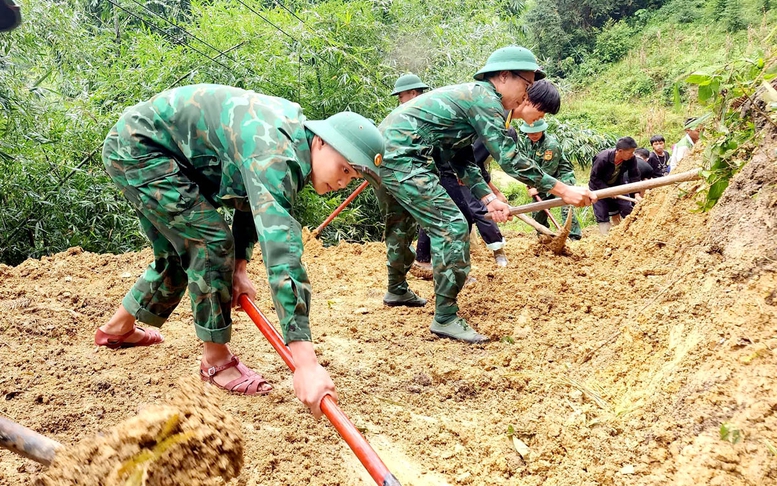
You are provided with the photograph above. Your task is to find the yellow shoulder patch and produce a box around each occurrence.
[543,150,553,161]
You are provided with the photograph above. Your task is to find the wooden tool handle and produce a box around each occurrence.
[0,417,62,466]
[507,169,701,216]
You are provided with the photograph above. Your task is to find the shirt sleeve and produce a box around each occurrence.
[240,155,312,344]
[466,98,558,193]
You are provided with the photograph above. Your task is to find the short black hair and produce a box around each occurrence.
[635,148,650,159]
[649,135,665,144]
[526,79,561,115]
[616,137,637,151]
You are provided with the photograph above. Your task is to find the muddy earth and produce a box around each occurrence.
[1,140,775,485]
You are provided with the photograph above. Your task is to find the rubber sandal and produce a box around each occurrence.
[200,356,272,396]
[95,326,164,349]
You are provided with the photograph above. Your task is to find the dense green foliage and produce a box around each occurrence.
[0,0,774,264]
[683,34,777,210]
[525,0,666,76]
[559,0,776,142]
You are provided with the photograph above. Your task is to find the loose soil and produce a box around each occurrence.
[35,379,243,486]
[1,139,775,485]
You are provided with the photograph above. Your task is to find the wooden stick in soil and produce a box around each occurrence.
[615,195,639,203]
[534,194,563,230]
[238,295,402,486]
[516,213,557,236]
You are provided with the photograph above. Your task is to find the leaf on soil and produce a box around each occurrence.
[506,425,530,459]
[720,422,742,444]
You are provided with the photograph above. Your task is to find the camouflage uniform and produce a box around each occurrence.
[103,84,314,345]
[518,134,582,238]
[377,81,558,321]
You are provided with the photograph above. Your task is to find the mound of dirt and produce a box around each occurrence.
[708,132,777,276]
[0,137,775,486]
[35,380,243,486]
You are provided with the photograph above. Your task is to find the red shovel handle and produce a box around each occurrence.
[313,180,370,236]
[238,295,401,486]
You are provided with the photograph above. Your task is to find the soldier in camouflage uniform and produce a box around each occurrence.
[96,84,383,416]
[377,46,596,343]
[518,117,582,240]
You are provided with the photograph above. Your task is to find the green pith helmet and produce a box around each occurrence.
[519,119,548,134]
[305,112,385,187]
[474,46,546,81]
[390,73,430,96]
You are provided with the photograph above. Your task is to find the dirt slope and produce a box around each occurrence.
[0,139,775,485]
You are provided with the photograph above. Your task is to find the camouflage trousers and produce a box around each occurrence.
[533,193,582,239]
[103,135,235,344]
[375,162,470,320]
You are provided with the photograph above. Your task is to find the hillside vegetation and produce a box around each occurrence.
[0,0,774,264]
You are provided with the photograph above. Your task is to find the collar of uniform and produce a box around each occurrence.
[300,128,315,184]
[476,80,502,100]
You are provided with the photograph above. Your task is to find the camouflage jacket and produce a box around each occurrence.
[378,81,558,197]
[113,84,314,343]
[518,133,576,191]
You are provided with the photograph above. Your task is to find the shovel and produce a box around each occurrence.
[0,416,62,466]
[238,294,401,486]
[311,180,370,238]
[486,210,571,255]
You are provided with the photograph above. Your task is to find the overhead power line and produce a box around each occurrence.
[235,0,392,91]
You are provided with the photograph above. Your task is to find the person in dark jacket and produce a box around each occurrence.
[647,135,671,177]
[635,148,654,180]
[589,137,641,234]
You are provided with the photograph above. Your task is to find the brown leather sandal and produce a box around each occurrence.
[95,326,164,349]
[200,356,272,396]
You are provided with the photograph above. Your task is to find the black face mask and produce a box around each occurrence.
[0,0,22,33]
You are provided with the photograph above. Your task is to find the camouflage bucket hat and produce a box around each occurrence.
[519,119,548,133]
[305,112,385,187]
[474,46,546,81]
[390,73,430,96]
